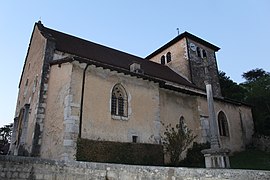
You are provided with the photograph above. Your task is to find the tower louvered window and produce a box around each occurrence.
[166,52,171,63]
[161,55,165,65]
[196,47,201,57]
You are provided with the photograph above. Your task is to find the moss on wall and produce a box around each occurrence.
[76,138,164,166]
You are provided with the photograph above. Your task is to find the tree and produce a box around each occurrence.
[242,68,268,82]
[218,71,246,101]
[241,68,270,135]
[0,123,13,155]
[161,122,197,166]
[219,68,270,135]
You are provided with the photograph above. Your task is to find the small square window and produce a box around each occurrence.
[132,136,138,143]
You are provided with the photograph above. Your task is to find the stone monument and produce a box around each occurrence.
[201,58,230,168]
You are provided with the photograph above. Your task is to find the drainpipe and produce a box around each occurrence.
[79,64,89,138]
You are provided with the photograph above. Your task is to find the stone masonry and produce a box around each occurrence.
[1,155,269,180]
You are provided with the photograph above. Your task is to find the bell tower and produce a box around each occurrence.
[146,32,222,97]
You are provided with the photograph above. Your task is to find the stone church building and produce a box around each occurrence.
[10,21,254,161]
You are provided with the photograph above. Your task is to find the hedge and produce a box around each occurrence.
[76,138,164,166]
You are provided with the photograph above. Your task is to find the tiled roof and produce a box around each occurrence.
[37,22,198,89]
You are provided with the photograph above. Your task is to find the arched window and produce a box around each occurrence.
[111,84,128,117]
[161,55,165,65]
[179,116,187,133]
[218,111,229,137]
[202,49,207,58]
[166,52,171,63]
[196,47,201,58]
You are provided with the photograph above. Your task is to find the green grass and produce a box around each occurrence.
[230,149,270,170]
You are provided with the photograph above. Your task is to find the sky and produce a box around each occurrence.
[0,1,269,127]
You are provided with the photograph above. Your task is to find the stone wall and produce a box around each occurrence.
[187,38,221,97]
[10,23,48,156]
[1,155,269,180]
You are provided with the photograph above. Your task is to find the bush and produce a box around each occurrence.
[161,122,197,166]
[179,142,210,167]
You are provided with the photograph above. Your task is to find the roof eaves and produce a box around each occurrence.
[183,32,220,51]
[50,56,164,84]
[161,82,206,96]
[146,31,220,59]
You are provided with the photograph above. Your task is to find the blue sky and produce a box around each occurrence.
[0,1,269,127]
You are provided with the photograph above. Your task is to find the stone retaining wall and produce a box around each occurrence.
[0,155,269,180]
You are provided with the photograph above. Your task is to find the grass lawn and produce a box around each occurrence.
[230,149,270,170]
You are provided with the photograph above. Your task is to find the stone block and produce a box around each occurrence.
[35,174,44,179]
[44,174,53,180]
[12,172,19,178]
[0,172,5,178]
[6,172,12,179]
[63,139,74,147]
[107,171,118,180]
[19,172,27,179]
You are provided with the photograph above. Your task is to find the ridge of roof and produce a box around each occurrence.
[146,31,220,59]
[36,21,199,89]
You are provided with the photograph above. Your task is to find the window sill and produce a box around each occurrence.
[111,115,129,121]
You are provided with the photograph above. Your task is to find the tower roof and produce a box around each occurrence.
[146,31,220,59]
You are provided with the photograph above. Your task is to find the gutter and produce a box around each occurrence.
[79,64,89,138]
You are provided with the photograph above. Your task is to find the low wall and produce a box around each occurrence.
[0,155,269,180]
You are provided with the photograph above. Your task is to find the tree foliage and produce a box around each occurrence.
[242,68,268,83]
[0,123,13,155]
[218,71,246,101]
[161,122,197,166]
[219,68,270,135]
[241,68,270,135]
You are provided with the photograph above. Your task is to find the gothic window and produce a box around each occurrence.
[196,47,201,58]
[161,55,165,65]
[111,84,128,117]
[166,52,171,63]
[218,111,229,137]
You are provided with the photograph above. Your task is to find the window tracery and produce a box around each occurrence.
[111,84,128,117]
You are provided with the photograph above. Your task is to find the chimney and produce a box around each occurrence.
[129,63,144,74]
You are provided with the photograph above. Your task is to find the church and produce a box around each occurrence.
[10,21,254,162]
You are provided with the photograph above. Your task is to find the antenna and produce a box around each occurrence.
[176,28,179,36]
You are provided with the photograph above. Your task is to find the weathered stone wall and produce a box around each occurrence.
[187,39,221,97]
[10,24,48,156]
[1,155,269,180]
[80,64,160,144]
[40,62,74,160]
[148,38,191,81]
[159,88,201,140]
[197,96,254,152]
